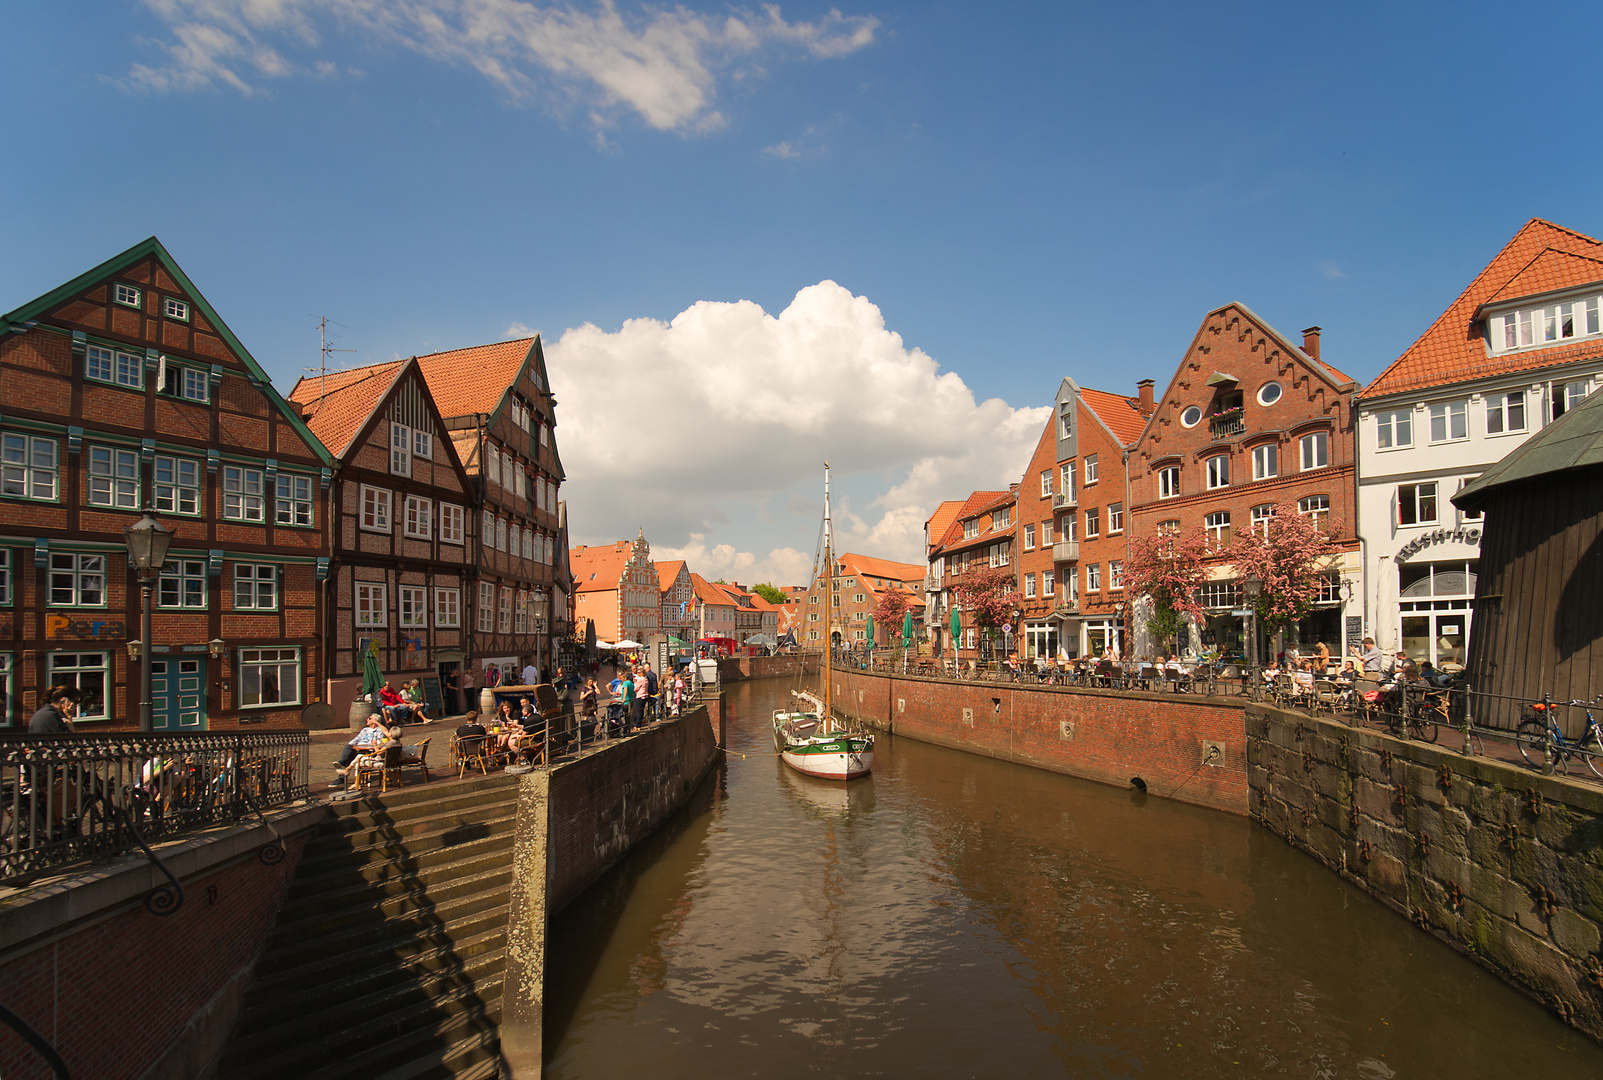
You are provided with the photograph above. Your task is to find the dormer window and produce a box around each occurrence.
[1489,295,1602,353]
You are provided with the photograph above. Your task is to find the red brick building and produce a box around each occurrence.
[0,238,331,729]
[290,359,476,711]
[927,489,1017,660]
[794,553,925,650]
[1015,377,1153,661]
[572,534,661,645]
[1127,304,1361,659]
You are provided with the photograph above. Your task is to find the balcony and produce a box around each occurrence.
[1051,491,1077,510]
[1209,412,1245,440]
[1052,540,1080,562]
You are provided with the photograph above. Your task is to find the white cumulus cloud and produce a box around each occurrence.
[546,281,1049,582]
[124,0,878,133]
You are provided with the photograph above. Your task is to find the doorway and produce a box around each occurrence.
[151,657,206,731]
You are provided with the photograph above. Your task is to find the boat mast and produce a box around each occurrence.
[823,462,832,732]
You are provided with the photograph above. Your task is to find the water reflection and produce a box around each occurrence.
[545,680,1603,1078]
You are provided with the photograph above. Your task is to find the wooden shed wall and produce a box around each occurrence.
[1465,468,1603,728]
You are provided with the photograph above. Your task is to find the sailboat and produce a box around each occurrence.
[773,464,875,780]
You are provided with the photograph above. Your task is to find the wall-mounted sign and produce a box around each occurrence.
[1395,526,1481,563]
[46,614,126,639]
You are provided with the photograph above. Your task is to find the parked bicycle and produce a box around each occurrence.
[1515,696,1603,778]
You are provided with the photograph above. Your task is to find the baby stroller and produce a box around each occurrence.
[605,700,627,738]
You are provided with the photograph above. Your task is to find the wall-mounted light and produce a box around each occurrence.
[127,639,142,661]
[207,638,226,659]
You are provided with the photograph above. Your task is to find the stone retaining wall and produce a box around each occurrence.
[827,668,1249,815]
[1247,704,1603,1040]
[717,653,818,682]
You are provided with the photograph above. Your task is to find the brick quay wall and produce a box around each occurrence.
[827,668,1249,815]
[718,653,818,682]
[1248,705,1603,1041]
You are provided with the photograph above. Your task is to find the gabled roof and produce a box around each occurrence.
[1454,381,1603,510]
[570,541,632,593]
[1363,219,1603,400]
[413,339,536,420]
[925,500,966,554]
[838,553,925,582]
[932,489,1008,550]
[689,573,737,607]
[289,360,405,459]
[1082,387,1149,445]
[654,560,687,595]
[1,235,330,465]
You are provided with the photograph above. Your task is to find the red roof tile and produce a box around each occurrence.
[1362,219,1603,399]
[838,553,925,582]
[1081,387,1148,445]
[412,339,535,420]
[289,360,405,459]
[654,560,687,596]
[570,541,632,593]
[689,573,737,607]
[925,500,966,554]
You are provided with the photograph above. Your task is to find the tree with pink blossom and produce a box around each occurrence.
[1123,529,1212,654]
[952,565,1017,649]
[1225,501,1339,635]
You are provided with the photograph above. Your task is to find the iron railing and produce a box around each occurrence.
[1,730,308,883]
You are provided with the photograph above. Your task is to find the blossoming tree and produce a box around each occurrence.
[952,565,1017,653]
[1123,529,1212,655]
[1225,501,1339,636]
[872,588,911,648]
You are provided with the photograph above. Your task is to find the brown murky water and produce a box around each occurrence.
[544,679,1602,1078]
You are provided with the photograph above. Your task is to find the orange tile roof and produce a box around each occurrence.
[1362,219,1603,399]
[412,339,534,420]
[1081,387,1149,445]
[925,499,965,554]
[932,489,1007,549]
[288,360,405,459]
[654,560,687,595]
[569,541,632,593]
[689,573,737,607]
[838,553,925,582]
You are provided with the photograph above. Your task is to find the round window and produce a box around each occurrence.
[1257,382,1282,406]
[1180,405,1203,428]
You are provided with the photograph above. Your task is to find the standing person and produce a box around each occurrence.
[29,685,80,733]
[642,662,659,721]
[521,659,539,687]
[484,663,501,689]
[619,668,637,732]
[671,670,685,717]
[460,664,476,714]
[1314,640,1331,672]
[581,678,599,740]
[446,666,463,714]
[1354,637,1384,674]
[631,667,649,728]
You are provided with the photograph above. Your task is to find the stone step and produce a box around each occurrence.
[230,939,506,1051]
[321,773,519,819]
[310,780,521,842]
[294,811,518,876]
[267,863,514,949]
[252,897,510,981]
[279,841,516,921]
[306,801,518,860]
[219,977,501,1080]
[285,830,515,903]
[241,921,507,1016]
[372,1026,502,1080]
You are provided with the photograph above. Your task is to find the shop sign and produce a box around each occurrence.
[46,614,126,639]
[1396,526,1481,563]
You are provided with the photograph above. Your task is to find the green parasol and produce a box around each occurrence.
[902,610,914,649]
[950,606,961,651]
[360,640,384,703]
[866,618,875,648]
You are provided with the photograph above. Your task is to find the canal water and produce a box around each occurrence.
[544,679,1603,1077]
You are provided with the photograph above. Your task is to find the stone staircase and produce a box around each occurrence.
[215,773,522,1080]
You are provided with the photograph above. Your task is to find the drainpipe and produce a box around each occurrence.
[1122,446,1134,657]
[1350,392,1370,655]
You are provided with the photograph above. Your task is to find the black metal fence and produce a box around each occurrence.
[1,730,309,883]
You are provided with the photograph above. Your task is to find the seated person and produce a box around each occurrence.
[455,712,486,738]
[401,679,431,722]
[491,702,526,751]
[1336,660,1358,684]
[334,714,387,773]
[377,682,412,725]
[334,725,413,785]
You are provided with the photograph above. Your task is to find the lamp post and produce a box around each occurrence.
[1243,575,1262,701]
[123,511,175,732]
[1114,600,1127,661]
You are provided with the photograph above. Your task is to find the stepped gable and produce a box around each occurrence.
[1363,218,1603,399]
[217,776,520,1079]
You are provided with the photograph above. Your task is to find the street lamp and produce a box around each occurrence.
[1243,575,1262,701]
[123,511,175,732]
[1114,600,1127,660]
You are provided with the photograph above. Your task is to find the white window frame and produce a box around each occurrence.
[113,282,141,308]
[222,466,266,522]
[1428,402,1467,444]
[1299,431,1330,471]
[390,424,411,478]
[435,587,461,628]
[486,442,502,487]
[275,474,314,527]
[521,529,534,560]
[398,585,428,628]
[1250,504,1274,536]
[1023,523,1035,550]
[355,582,387,627]
[1084,507,1100,538]
[154,454,201,515]
[1040,470,1053,497]
[85,345,144,389]
[1041,520,1053,546]
[1375,409,1413,450]
[1485,391,1526,436]
[1157,465,1180,499]
[1204,510,1231,547]
[164,296,190,321]
[1108,503,1124,534]
[477,582,495,632]
[233,563,278,610]
[1298,493,1331,531]
[1086,563,1101,591]
[498,586,513,633]
[412,429,432,458]
[1205,453,1230,489]
[1398,482,1438,527]
[361,486,392,533]
[1024,573,1037,598]
[2,433,59,501]
[48,652,109,720]
[157,558,207,608]
[1084,454,1099,484]
[1251,443,1278,480]
[0,548,10,606]
[482,509,495,551]
[238,647,301,709]
[1109,561,1124,590]
[404,495,433,539]
[50,553,105,607]
[88,446,140,509]
[495,516,507,552]
[439,503,465,545]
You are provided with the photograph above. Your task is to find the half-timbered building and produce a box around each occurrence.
[0,238,330,730]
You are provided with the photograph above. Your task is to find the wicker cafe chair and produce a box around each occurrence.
[1312,680,1342,715]
[452,734,495,779]
[399,738,432,785]
[353,745,404,794]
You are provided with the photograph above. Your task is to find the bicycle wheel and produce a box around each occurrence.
[1515,720,1549,768]
[1581,729,1603,780]
[1409,711,1440,744]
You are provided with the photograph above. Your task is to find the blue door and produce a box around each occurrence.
[151,658,207,731]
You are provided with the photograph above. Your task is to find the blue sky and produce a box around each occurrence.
[6,1,1602,584]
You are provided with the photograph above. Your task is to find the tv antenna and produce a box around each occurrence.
[305,316,357,405]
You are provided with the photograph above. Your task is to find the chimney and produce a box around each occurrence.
[1137,378,1155,413]
[1302,326,1322,362]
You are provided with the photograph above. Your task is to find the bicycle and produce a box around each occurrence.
[1516,696,1603,779]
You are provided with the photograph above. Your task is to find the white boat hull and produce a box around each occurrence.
[780,743,874,780]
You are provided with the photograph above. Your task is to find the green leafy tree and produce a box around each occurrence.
[751,582,787,605]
